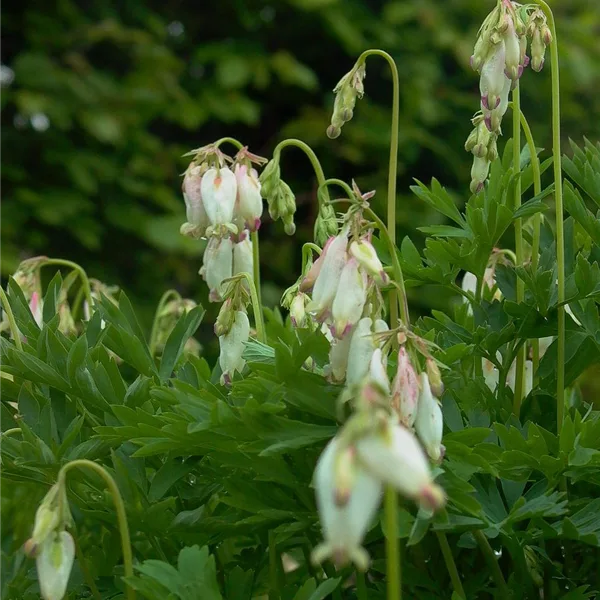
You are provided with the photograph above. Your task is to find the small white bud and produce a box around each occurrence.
[234,164,263,232]
[414,373,444,463]
[218,310,250,385]
[349,240,388,285]
[182,165,209,234]
[346,318,375,388]
[36,531,75,600]
[392,347,420,428]
[233,236,253,278]
[331,258,368,338]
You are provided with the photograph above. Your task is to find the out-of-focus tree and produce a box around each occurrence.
[2,0,599,321]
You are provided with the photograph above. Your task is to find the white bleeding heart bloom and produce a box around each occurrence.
[484,76,511,133]
[183,165,209,233]
[331,258,368,338]
[482,356,500,391]
[328,329,354,382]
[392,347,420,428]
[36,531,75,600]
[414,372,444,463]
[233,236,253,277]
[480,41,506,114]
[235,164,263,232]
[356,419,445,511]
[502,17,521,81]
[201,167,237,227]
[307,231,348,320]
[346,318,376,388]
[201,236,233,302]
[300,237,334,293]
[349,240,388,285]
[312,437,382,570]
[368,348,390,394]
[218,310,250,385]
[461,268,501,309]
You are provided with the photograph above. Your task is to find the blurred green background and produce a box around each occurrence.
[3,0,600,331]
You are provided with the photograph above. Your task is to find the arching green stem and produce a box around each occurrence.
[436,532,466,599]
[384,487,401,600]
[273,138,329,209]
[214,137,244,151]
[149,289,182,356]
[356,49,401,329]
[511,85,527,415]
[41,258,94,316]
[535,0,565,433]
[58,460,135,600]
[0,287,23,351]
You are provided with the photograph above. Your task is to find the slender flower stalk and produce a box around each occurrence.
[435,532,466,599]
[58,460,135,600]
[41,258,94,316]
[473,530,509,598]
[517,109,543,375]
[512,85,527,415]
[236,272,266,343]
[384,487,401,600]
[535,0,565,432]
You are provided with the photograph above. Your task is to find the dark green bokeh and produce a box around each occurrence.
[3,0,600,332]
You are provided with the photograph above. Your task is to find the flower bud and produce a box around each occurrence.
[201,236,233,302]
[530,28,546,72]
[426,358,444,397]
[36,531,75,600]
[306,231,348,321]
[214,298,236,337]
[258,157,281,199]
[331,259,368,338]
[328,331,354,383]
[314,204,339,246]
[312,436,382,570]
[391,347,420,428]
[368,348,390,395]
[502,17,521,81]
[346,317,376,389]
[290,292,309,328]
[356,419,445,511]
[233,236,253,278]
[349,240,388,285]
[182,165,209,235]
[301,238,333,293]
[483,356,500,391]
[218,310,250,385]
[201,167,237,227]
[414,372,444,463]
[30,291,44,328]
[470,156,491,194]
[234,164,263,232]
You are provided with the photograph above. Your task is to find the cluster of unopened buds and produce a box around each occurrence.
[466,0,552,193]
[23,484,75,600]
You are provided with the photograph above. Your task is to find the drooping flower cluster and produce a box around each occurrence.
[326,62,366,140]
[23,484,75,600]
[299,196,447,569]
[466,1,552,193]
[181,145,266,302]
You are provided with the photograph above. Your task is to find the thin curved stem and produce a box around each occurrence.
[512,85,526,415]
[251,231,262,308]
[1,427,22,438]
[535,0,564,433]
[384,486,401,600]
[0,287,23,351]
[214,137,244,151]
[41,259,94,316]
[436,532,466,599]
[59,459,135,600]
[237,273,266,343]
[273,138,330,210]
[149,289,182,356]
[473,530,509,598]
[518,108,543,376]
[357,49,401,328]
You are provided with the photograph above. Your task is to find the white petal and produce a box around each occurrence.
[203,237,233,301]
[414,373,444,462]
[36,531,75,600]
[219,310,250,382]
[329,330,354,382]
[346,318,375,388]
[233,237,253,277]
[201,167,237,226]
[314,437,382,565]
[331,259,367,337]
[183,165,209,230]
[235,164,263,231]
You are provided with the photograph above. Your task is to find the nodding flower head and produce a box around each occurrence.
[182,164,209,237]
[200,236,234,303]
[234,163,263,232]
[327,63,366,138]
[331,258,368,338]
[201,166,238,228]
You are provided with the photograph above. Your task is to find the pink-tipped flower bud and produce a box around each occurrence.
[201,167,237,227]
[312,436,382,571]
[234,164,263,232]
[218,310,250,385]
[470,156,491,194]
[392,347,420,428]
[356,419,445,511]
[214,298,236,337]
[414,372,444,463]
[502,16,521,82]
[331,258,368,338]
